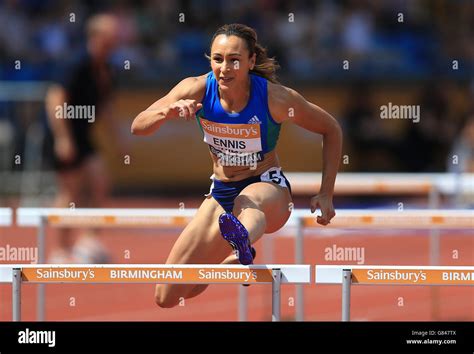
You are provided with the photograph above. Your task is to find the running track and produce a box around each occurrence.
[1,198,473,321]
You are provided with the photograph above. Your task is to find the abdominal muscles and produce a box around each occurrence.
[211,150,280,181]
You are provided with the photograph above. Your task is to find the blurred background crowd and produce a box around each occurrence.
[1,0,473,82]
[0,0,473,199]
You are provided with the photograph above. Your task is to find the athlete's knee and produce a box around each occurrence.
[233,194,260,216]
[154,285,180,308]
[233,200,266,231]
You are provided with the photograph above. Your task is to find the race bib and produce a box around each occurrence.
[200,118,262,154]
[260,167,287,188]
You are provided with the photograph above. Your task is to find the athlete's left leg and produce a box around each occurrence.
[185,182,291,300]
[233,181,292,242]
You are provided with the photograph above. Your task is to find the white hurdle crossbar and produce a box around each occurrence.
[290,209,474,229]
[0,264,310,322]
[315,265,474,321]
[16,208,199,228]
[0,208,13,226]
[286,172,474,201]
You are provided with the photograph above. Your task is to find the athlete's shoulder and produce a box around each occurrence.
[267,82,301,123]
[180,74,208,91]
[268,82,300,102]
[173,74,208,102]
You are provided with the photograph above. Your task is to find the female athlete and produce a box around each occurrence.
[131,24,342,308]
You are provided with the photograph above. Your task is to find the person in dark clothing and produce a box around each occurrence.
[45,14,120,263]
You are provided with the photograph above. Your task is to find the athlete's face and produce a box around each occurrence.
[210,35,256,90]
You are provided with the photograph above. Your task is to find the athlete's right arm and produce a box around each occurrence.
[131,75,206,135]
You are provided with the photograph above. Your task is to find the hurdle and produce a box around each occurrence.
[285,172,474,206]
[16,208,198,321]
[267,172,473,321]
[15,207,474,322]
[291,209,474,229]
[315,265,474,321]
[288,209,474,321]
[0,264,310,322]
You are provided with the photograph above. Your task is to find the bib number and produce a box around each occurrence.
[269,170,282,184]
[261,167,287,188]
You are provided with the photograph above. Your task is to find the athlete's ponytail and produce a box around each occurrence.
[209,23,280,84]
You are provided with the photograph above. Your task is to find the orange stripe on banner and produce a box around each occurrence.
[352,269,474,285]
[373,182,432,193]
[21,267,274,283]
[303,218,316,227]
[48,215,60,224]
[361,216,373,224]
[104,216,116,224]
[173,216,188,226]
[431,216,444,224]
[420,184,432,193]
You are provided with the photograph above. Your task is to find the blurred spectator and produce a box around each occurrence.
[400,82,456,172]
[447,109,474,206]
[448,114,474,173]
[341,3,374,56]
[0,1,30,60]
[44,13,122,263]
[448,80,474,173]
[343,82,400,171]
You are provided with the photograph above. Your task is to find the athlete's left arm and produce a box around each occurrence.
[268,83,342,225]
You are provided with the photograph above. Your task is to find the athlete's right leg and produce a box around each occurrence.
[154,196,234,308]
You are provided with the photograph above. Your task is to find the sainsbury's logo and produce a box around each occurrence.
[200,119,260,138]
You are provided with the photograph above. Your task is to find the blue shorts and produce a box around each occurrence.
[206,167,292,213]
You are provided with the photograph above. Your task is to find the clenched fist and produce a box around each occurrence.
[166,99,203,121]
[310,194,336,226]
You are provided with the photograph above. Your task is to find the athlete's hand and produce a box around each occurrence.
[310,194,336,226]
[166,99,203,121]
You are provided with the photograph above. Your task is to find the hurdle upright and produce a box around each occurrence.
[0,264,310,322]
[315,265,474,321]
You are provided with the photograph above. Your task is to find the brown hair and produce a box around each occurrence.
[208,23,280,83]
